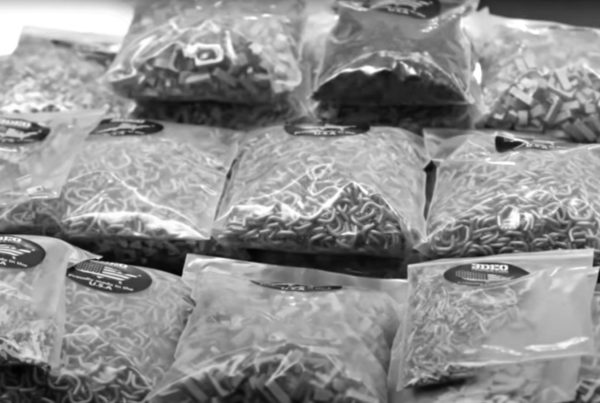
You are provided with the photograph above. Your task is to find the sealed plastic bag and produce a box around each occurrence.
[108,0,305,104]
[422,129,600,260]
[214,124,427,258]
[313,0,478,107]
[572,290,600,403]
[148,255,404,403]
[393,250,597,389]
[0,111,102,206]
[467,12,600,142]
[55,119,239,270]
[0,35,132,115]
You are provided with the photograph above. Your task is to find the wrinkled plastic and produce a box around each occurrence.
[399,359,581,403]
[421,129,600,260]
[0,236,92,368]
[573,290,600,403]
[314,0,479,107]
[0,111,103,207]
[108,0,305,104]
[214,125,427,258]
[467,12,600,142]
[393,250,597,389]
[149,256,403,403]
[0,35,132,115]
[49,120,239,270]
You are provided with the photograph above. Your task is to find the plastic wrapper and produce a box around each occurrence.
[468,12,600,142]
[214,124,427,258]
[392,250,597,389]
[108,0,305,104]
[132,98,304,130]
[148,255,404,403]
[313,0,479,107]
[0,235,93,370]
[0,111,103,207]
[422,129,600,260]
[573,290,600,403]
[50,119,239,271]
[0,35,132,115]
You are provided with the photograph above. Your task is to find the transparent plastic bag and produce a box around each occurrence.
[214,124,427,258]
[393,250,597,389]
[148,255,403,403]
[55,119,239,270]
[421,129,600,260]
[0,235,92,368]
[108,0,305,104]
[573,290,600,403]
[313,0,479,107]
[0,35,132,115]
[467,12,600,142]
[0,111,103,206]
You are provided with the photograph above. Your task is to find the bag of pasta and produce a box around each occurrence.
[148,255,404,403]
[0,34,132,115]
[107,0,305,104]
[467,12,600,142]
[421,129,600,260]
[313,0,479,107]
[392,250,597,390]
[214,123,427,259]
[11,260,194,403]
[56,119,239,271]
[0,111,102,208]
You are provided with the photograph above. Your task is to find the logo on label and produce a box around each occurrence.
[67,260,153,293]
[91,119,164,136]
[371,0,441,19]
[0,118,51,144]
[252,281,342,292]
[444,262,529,286]
[0,236,46,269]
[284,123,369,137]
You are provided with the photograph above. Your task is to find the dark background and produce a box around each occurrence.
[479,0,600,27]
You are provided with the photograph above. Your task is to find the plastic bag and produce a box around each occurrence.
[148,255,404,403]
[0,111,103,206]
[0,35,132,115]
[422,129,600,260]
[0,235,92,368]
[107,0,305,104]
[132,98,304,130]
[313,0,479,107]
[573,290,600,403]
[214,124,427,258]
[392,250,597,389]
[55,119,239,270]
[467,12,600,142]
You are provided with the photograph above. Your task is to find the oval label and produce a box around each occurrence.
[67,260,153,294]
[284,123,370,137]
[0,236,46,269]
[91,118,164,136]
[444,262,530,286]
[0,117,51,144]
[371,0,441,19]
[251,281,342,292]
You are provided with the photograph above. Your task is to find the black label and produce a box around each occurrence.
[495,133,568,152]
[444,262,529,286]
[371,0,441,19]
[0,118,51,144]
[67,260,152,293]
[91,118,163,136]
[284,123,369,137]
[252,281,342,292]
[0,236,46,269]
